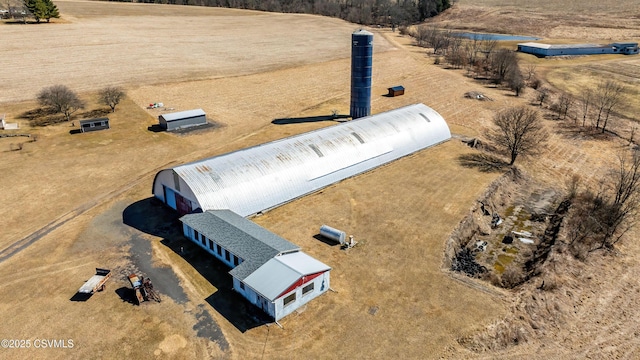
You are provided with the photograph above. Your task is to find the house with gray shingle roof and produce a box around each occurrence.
[180,210,331,321]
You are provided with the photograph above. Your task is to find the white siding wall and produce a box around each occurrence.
[274,271,330,321]
[182,224,242,269]
[232,278,276,318]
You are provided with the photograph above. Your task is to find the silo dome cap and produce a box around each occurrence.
[353,29,374,36]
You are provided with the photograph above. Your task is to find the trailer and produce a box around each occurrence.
[78,268,112,294]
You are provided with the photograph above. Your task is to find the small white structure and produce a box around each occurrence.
[0,115,18,130]
[180,210,331,321]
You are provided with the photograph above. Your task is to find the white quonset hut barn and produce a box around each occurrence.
[152,103,452,215]
[180,210,331,321]
[159,109,207,131]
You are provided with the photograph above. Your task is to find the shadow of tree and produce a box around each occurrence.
[458,153,510,173]
[80,108,111,119]
[272,114,349,125]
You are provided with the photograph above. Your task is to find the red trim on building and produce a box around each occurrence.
[276,271,325,299]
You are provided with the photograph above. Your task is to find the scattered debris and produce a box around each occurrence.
[479,201,491,216]
[464,91,493,101]
[463,137,482,148]
[147,102,164,109]
[475,240,488,252]
[491,212,503,228]
[502,235,514,244]
[452,248,487,277]
[128,273,161,304]
[512,230,532,237]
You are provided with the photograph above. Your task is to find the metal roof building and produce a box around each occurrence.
[153,103,452,216]
[180,210,331,321]
[159,108,207,131]
[517,42,639,57]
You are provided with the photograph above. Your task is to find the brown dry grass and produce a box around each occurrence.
[1,1,640,359]
[432,0,640,39]
[0,0,394,105]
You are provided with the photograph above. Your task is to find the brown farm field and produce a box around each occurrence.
[1,0,640,359]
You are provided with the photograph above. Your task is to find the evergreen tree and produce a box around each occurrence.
[23,0,59,23]
[43,0,60,22]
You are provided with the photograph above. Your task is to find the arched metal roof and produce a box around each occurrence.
[154,103,451,216]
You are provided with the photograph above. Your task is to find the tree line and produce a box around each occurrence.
[101,0,451,25]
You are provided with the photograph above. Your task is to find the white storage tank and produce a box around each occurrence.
[320,225,346,245]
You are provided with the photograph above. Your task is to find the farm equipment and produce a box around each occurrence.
[128,273,161,304]
[78,268,112,294]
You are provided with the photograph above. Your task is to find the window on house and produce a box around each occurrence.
[216,244,222,256]
[225,250,230,261]
[208,239,214,250]
[283,292,296,307]
[194,230,199,242]
[201,235,206,246]
[302,283,314,296]
[239,282,245,290]
[233,255,239,266]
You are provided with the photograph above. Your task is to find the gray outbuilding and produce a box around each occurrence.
[517,42,639,57]
[158,109,207,131]
[80,118,110,133]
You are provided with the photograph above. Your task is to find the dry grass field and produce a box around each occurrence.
[1,0,640,359]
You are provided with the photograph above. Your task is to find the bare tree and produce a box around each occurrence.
[536,87,549,107]
[506,66,525,96]
[490,48,518,84]
[486,106,548,165]
[479,37,497,62]
[37,85,85,122]
[579,88,593,127]
[572,151,640,253]
[444,36,465,68]
[524,64,536,81]
[413,24,431,47]
[552,92,574,120]
[593,80,624,133]
[99,86,125,112]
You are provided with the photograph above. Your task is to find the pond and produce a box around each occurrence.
[453,32,541,41]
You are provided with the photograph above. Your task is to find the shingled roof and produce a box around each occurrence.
[179,210,300,280]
